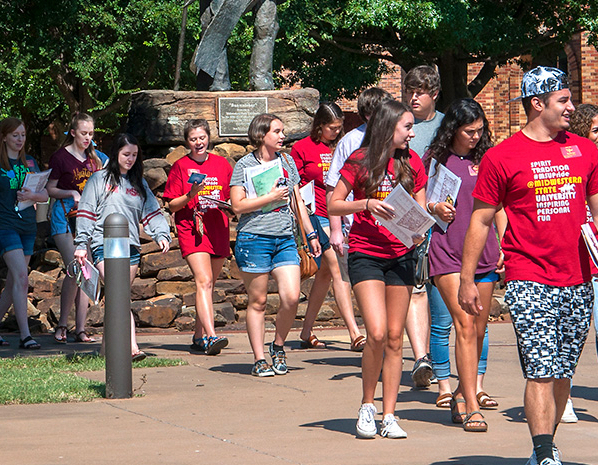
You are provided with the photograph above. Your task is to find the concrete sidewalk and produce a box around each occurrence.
[1,323,597,465]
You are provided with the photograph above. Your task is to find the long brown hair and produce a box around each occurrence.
[61,113,102,171]
[354,100,415,197]
[310,102,344,149]
[0,117,28,170]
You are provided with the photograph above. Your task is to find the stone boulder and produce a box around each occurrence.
[132,294,181,328]
[131,278,158,300]
[140,249,187,277]
[144,167,168,191]
[127,88,319,146]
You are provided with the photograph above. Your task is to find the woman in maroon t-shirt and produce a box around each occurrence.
[47,113,103,344]
[163,119,232,356]
[425,98,504,432]
[329,100,427,439]
[291,102,365,351]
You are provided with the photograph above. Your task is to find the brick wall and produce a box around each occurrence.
[284,34,598,141]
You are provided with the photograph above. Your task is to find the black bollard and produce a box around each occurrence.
[104,213,132,398]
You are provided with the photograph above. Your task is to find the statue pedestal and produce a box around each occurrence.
[127,88,319,152]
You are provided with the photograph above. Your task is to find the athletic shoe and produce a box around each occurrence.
[525,445,562,465]
[380,414,407,439]
[251,359,275,377]
[560,398,578,423]
[268,342,288,375]
[206,336,229,355]
[356,403,377,438]
[411,355,433,388]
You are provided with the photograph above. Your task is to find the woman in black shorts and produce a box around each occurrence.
[328,100,428,439]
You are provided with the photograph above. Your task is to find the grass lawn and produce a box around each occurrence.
[0,353,186,405]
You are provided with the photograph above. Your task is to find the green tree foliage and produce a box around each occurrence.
[277,0,598,108]
[0,0,204,153]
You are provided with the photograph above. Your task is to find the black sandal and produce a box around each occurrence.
[19,336,41,350]
[74,331,96,343]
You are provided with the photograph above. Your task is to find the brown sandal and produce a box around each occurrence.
[350,335,366,352]
[74,331,96,343]
[54,325,68,344]
[476,391,499,409]
[300,335,327,349]
[436,392,453,408]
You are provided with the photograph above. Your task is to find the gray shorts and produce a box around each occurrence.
[504,280,593,379]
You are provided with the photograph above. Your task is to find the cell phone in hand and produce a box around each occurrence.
[188,172,207,184]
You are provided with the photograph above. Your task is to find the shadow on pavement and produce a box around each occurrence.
[302,356,361,367]
[300,417,360,436]
[572,384,598,402]
[430,457,587,465]
[500,406,526,423]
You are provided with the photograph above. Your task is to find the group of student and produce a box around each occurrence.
[2,63,598,464]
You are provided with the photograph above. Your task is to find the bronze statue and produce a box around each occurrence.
[191,0,280,91]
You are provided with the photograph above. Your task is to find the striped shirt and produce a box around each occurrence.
[230,152,300,236]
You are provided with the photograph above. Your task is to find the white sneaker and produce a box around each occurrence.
[356,403,377,438]
[525,445,562,465]
[560,398,578,423]
[380,414,407,439]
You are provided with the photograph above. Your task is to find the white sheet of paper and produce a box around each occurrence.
[79,259,101,304]
[373,184,437,248]
[299,180,316,213]
[581,223,598,268]
[243,158,283,199]
[17,169,52,210]
[426,159,462,232]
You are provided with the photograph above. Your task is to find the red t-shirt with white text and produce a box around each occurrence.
[473,130,598,286]
[340,149,427,259]
[291,137,333,217]
[163,154,232,258]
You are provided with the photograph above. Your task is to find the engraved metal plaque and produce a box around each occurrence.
[218,97,268,137]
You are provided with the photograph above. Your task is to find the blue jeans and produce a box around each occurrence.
[428,283,489,381]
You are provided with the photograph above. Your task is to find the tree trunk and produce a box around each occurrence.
[436,51,470,112]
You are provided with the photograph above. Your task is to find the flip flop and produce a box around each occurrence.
[300,335,327,349]
[132,351,147,362]
[436,392,453,408]
[476,391,499,409]
[350,335,366,352]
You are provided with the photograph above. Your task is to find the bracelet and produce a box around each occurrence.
[306,231,318,241]
[427,201,438,214]
[365,199,370,211]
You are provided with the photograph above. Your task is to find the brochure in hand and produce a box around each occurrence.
[250,163,287,212]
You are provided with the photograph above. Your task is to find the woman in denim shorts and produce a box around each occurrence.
[46,113,105,344]
[329,100,427,439]
[0,118,49,349]
[230,114,321,377]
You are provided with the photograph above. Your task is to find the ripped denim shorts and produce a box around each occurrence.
[234,231,299,274]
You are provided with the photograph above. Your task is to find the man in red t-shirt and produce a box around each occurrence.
[459,66,598,465]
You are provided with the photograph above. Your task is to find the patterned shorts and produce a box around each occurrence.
[505,280,593,379]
